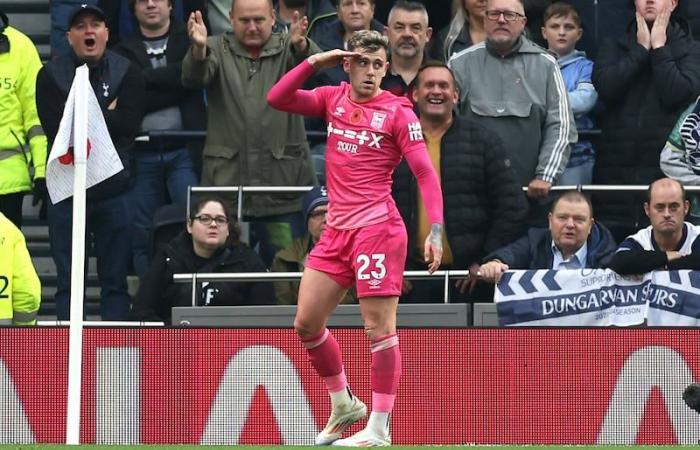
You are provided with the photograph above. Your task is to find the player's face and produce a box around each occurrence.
[385,9,432,59]
[187,201,230,252]
[548,199,593,257]
[307,204,328,242]
[230,0,275,49]
[67,13,109,63]
[645,181,688,237]
[343,47,388,101]
[541,14,582,58]
[413,66,458,121]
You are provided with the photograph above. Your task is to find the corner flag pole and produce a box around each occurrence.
[66,64,89,445]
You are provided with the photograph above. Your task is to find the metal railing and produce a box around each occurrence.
[173,270,471,306]
[177,183,700,305]
[187,186,315,223]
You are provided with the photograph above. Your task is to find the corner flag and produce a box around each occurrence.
[45,64,123,205]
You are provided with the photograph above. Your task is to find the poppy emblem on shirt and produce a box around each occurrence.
[370,112,386,130]
[350,108,363,124]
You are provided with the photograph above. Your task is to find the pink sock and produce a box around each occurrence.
[302,328,347,393]
[370,334,401,413]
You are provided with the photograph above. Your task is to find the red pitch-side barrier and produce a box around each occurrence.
[0,328,698,444]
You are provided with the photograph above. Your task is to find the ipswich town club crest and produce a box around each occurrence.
[371,112,387,130]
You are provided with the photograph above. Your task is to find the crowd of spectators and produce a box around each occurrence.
[3,0,700,323]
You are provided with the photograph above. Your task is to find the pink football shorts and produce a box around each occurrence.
[306,213,408,298]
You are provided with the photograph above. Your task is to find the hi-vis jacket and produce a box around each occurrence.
[0,212,40,325]
[0,26,47,195]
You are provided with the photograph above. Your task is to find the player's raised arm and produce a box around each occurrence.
[267,50,359,116]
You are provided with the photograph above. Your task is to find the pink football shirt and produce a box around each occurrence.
[313,83,425,229]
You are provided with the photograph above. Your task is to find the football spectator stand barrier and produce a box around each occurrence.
[1,326,699,445]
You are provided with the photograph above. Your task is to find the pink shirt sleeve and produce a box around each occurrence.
[405,149,444,226]
[266,59,327,117]
[394,106,444,225]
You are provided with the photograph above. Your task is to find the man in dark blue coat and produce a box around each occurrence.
[478,191,616,284]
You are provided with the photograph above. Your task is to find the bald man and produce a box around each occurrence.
[608,178,700,274]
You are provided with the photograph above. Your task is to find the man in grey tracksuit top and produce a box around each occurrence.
[448,0,576,201]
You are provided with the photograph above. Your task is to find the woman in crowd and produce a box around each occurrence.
[430,0,487,62]
[131,195,275,323]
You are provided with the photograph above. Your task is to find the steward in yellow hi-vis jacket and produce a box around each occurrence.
[0,16,48,227]
[0,212,40,325]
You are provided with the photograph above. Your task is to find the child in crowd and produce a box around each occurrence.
[541,1,597,186]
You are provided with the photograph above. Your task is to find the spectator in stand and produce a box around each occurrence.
[449,0,576,222]
[182,0,319,267]
[393,61,528,302]
[478,191,616,284]
[430,0,487,62]
[380,1,432,99]
[36,5,145,320]
[97,0,206,48]
[660,94,700,224]
[541,2,597,186]
[307,0,385,87]
[0,11,47,229]
[608,178,700,274]
[592,0,700,242]
[49,0,98,58]
[0,212,40,325]
[115,0,205,278]
[131,195,274,323]
[271,186,357,304]
[207,0,336,36]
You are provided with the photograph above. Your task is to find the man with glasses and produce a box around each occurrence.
[608,178,700,274]
[448,0,575,219]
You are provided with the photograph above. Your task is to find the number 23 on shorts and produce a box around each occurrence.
[356,253,386,280]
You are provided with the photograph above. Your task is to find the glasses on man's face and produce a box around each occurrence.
[485,10,525,22]
[194,215,229,226]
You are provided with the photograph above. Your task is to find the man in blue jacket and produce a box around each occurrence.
[477,190,616,283]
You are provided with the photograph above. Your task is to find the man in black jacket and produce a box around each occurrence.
[36,4,145,320]
[392,61,528,302]
[592,0,700,242]
[115,0,206,278]
[608,178,700,274]
[478,191,617,284]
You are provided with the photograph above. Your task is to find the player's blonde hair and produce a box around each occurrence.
[347,30,389,55]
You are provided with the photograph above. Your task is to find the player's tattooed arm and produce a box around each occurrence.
[424,223,443,274]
